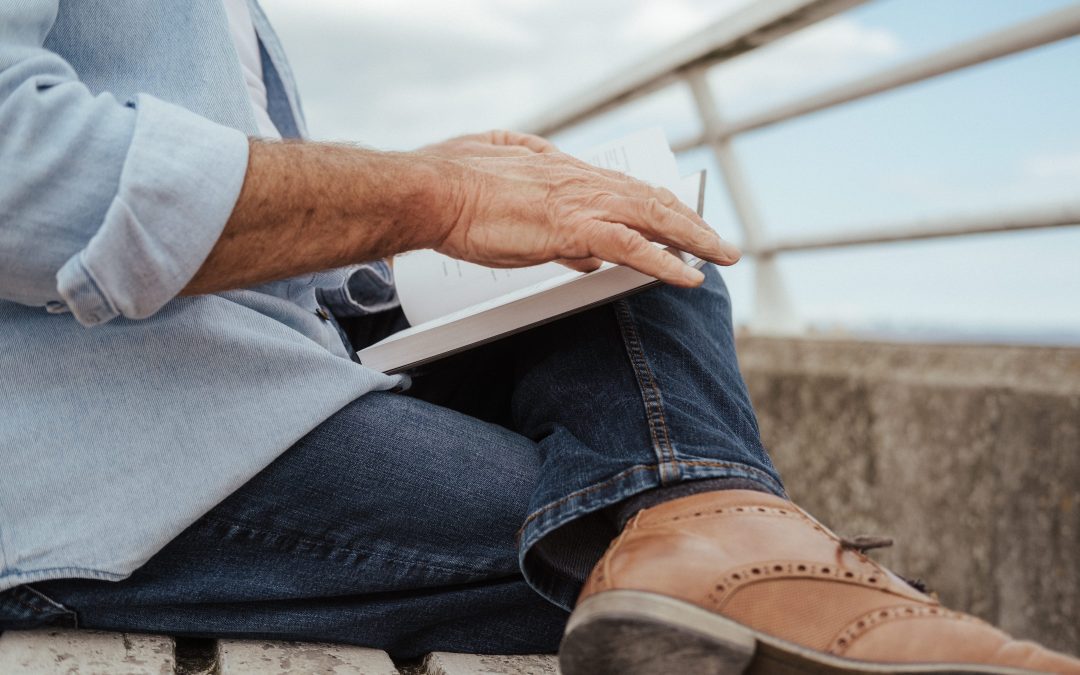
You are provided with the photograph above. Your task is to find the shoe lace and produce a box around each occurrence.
[839,535,894,553]
[838,534,933,596]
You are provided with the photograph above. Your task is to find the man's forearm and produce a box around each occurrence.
[183,139,452,295]
[185,132,740,296]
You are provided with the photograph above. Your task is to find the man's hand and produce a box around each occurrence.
[434,149,740,286]
[401,130,556,275]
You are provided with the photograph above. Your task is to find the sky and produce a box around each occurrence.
[259,0,1080,344]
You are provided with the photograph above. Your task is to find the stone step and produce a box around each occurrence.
[0,630,560,674]
[423,652,559,675]
[0,629,175,675]
[217,639,398,674]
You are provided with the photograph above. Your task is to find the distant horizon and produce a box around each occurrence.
[799,317,1080,348]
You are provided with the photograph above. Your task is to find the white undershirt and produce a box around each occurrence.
[223,0,281,139]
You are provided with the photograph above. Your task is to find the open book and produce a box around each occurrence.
[357,128,707,373]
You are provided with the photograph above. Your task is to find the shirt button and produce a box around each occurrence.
[315,307,331,322]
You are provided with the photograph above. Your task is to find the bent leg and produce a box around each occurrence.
[508,265,784,608]
[24,392,567,658]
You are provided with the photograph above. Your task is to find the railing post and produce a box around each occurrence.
[685,68,800,333]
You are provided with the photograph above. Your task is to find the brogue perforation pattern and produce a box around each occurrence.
[657,504,806,525]
[705,560,911,609]
[827,604,987,656]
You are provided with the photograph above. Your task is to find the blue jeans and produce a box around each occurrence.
[0,266,783,658]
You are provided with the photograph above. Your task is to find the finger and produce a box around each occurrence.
[568,158,722,237]
[606,179,743,260]
[482,145,535,157]
[555,257,604,273]
[582,222,705,287]
[608,179,713,233]
[487,129,559,154]
[593,195,740,264]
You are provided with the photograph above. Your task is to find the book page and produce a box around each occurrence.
[393,127,682,327]
[394,254,578,326]
[573,127,682,189]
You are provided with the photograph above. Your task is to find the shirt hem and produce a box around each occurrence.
[0,566,127,594]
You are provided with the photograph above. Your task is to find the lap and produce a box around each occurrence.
[18,392,562,656]
[193,390,545,589]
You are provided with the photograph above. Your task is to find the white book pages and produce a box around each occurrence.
[358,263,669,374]
[393,256,575,327]
[573,126,682,189]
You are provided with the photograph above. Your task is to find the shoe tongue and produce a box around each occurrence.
[879,566,936,601]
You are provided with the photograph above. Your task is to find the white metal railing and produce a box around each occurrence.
[523,0,1080,332]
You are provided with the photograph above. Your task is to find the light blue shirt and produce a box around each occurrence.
[0,0,406,591]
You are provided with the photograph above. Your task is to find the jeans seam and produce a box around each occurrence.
[670,459,786,495]
[198,516,500,577]
[612,300,679,484]
[21,585,73,614]
[6,586,78,627]
[9,592,46,615]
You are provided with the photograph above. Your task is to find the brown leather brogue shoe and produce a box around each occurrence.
[560,490,1080,674]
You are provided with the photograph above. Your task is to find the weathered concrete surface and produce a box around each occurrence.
[217,639,398,674]
[0,629,174,675]
[423,653,559,675]
[736,336,1080,654]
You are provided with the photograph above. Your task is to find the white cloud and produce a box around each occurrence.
[274,0,536,46]
[259,0,901,149]
[707,18,903,113]
[619,1,717,43]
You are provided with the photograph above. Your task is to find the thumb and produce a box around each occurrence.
[556,257,604,273]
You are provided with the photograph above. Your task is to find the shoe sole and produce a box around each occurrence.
[559,590,1039,675]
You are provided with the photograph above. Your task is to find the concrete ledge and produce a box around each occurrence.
[737,335,1080,653]
[216,639,398,674]
[422,653,559,675]
[0,629,174,675]
[0,630,559,674]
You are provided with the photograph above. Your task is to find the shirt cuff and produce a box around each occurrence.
[319,260,400,318]
[56,94,249,326]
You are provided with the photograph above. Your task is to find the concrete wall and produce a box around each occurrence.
[736,336,1080,653]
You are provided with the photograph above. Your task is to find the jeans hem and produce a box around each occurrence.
[517,457,785,611]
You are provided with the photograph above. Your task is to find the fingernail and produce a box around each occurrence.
[719,239,742,261]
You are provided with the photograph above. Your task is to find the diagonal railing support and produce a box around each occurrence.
[686,68,800,333]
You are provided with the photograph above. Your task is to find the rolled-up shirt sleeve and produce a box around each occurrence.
[319,261,401,318]
[0,1,249,326]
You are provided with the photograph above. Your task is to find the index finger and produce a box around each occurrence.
[571,159,715,230]
[595,195,740,264]
[613,178,711,234]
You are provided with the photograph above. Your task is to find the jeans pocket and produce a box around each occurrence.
[0,585,77,630]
